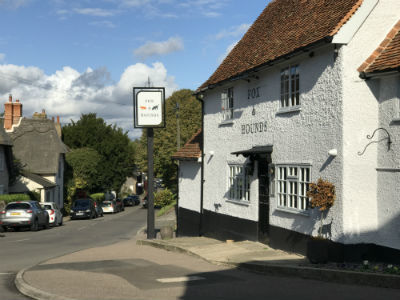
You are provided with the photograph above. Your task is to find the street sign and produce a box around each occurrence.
[133,87,165,128]
[133,86,166,240]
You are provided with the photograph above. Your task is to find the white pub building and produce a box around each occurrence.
[174,0,400,263]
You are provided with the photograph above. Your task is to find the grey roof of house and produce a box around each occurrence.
[8,118,68,174]
[21,170,56,188]
[0,121,13,146]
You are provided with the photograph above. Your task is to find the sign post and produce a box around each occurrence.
[133,87,165,239]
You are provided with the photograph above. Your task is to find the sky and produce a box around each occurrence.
[0,0,269,140]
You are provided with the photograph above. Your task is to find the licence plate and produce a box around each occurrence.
[11,212,21,216]
[76,212,84,216]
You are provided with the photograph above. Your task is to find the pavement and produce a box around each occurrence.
[15,209,400,300]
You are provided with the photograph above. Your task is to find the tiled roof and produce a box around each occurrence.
[358,20,400,74]
[198,0,362,91]
[172,129,202,161]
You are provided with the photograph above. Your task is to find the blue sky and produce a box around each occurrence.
[0,0,269,139]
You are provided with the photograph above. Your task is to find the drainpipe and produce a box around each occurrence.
[195,93,204,237]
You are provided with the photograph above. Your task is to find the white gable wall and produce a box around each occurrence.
[178,161,201,212]
[340,0,400,245]
[203,44,345,240]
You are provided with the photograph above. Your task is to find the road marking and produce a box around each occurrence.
[14,238,30,242]
[156,276,205,283]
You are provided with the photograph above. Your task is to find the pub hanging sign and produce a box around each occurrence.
[133,87,165,128]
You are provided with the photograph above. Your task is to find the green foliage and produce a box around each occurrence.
[62,113,135,192]
[156,200,176,217]
[135,89,201,190]
[0,194,31,204]
[154,189,175,207]
[65,148,102,192]
[27,191,40,201]
[90,193,105,202]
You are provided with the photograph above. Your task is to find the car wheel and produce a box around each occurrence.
[59,218,63,226]
[44,218,50,229]
[30,219,39,231]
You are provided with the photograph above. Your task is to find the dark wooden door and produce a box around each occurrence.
[258,159,270,243]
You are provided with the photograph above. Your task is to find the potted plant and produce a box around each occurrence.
[306,178,336,263]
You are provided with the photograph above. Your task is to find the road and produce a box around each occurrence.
[0,205,147,299]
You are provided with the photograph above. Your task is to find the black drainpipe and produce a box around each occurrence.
[195,93,204,237]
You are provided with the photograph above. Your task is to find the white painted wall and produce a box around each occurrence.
[203,44,345,240]
[178,161,201,212]
[341,0,400,245]
[375,74,400,250]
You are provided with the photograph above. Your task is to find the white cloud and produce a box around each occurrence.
[134,36,184,60]
[214,23,250,40]
[218,40,238,64]
[0,62,177,140]
[74,8,117,17]
[0,0,31,9]
[0,53,5,62]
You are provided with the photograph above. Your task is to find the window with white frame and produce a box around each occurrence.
[276,165,310,211]
[221,87,234,121]
[280,65,299,108]
[228,164,250,201]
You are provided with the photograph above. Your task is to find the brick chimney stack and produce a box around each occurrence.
[4,94,23,130]
[55,115,62,137]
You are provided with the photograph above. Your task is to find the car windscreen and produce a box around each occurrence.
[101,202,112,207]
[73,200,90,207]
[6,203,31,210]
[43,205,52,210]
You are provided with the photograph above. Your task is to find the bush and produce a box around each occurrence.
[90,193,105,203]
[154,189,175,208]
[0,194,31,204]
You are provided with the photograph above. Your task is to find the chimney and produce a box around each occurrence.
[55,115,62,137]
[13,99,22,125]
[4,94,13,129]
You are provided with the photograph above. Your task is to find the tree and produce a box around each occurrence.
[65,148,102,192]
[62,113,135,193]
[134,89,202,191]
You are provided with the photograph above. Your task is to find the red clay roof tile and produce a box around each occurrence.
[358,20,400,74]
[172,129,202,160]
[198,0,362,91]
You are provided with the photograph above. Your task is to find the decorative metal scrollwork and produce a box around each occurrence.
[357,128,392,156]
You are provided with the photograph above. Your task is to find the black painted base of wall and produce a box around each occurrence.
[177,207,201,237]
[177,207,400,264]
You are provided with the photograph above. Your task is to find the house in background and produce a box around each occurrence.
[0,124,14,195]
[172,129,202,236]
[4,95,68,208]
[176,0,400,263]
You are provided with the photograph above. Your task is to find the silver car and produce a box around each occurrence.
[0,201,49,231]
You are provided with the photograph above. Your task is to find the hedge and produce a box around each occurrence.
[0,194,31,204]
[90,193,105,202]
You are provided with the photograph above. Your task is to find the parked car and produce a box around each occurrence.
[94,201,103,217]
[40,202,63,226]
[123,195,140,206]
[115,198,124,212]
[0,201,49,231]
[101,200,117,213]
[70,198,97,220]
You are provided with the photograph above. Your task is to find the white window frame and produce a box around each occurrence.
[228,164,250,201]
[280,65,300,109]
[221,87,234,121]
[276,164,310,212]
